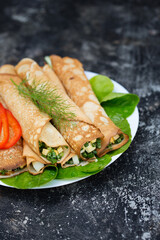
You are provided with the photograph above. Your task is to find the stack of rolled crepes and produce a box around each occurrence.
[15,59,103,167]
[49,55,129,157]
[0,65,70,177]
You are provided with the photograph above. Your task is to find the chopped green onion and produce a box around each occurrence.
[107,134,124,148]
[93,150,97,155]
[57,152,64,160]
[39,141,46,152]
[84,142,89,147]
[39,141,64,163]
[96,138,101,149]
[82,151,88,158]
[87,152,94,158]
[0,170,7,175]
[92,142,96,147]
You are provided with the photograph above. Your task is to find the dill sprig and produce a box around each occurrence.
[11,78,76,128]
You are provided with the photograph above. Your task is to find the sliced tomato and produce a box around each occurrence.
[2,110,22,149]
[0,103,9,148]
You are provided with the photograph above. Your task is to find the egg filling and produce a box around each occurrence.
[39,141,66,163]
[107,134,124,150]
[80,138,101,159]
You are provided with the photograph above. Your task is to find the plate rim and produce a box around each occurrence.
[0,71,139,189]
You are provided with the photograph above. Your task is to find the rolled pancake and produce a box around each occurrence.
[0,97,27,178]
[15,58,103,161]
[0,65,70,164]
[23,141,51,175]
[61,150,96,168]
[50,55,129,157]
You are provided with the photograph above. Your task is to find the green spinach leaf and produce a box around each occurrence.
[101,92,126,102]
[102,94,139,119]
[90,75,114,102]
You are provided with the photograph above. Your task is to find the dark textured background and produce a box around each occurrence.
[0,0,160,239]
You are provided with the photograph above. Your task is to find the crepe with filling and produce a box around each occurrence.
[15,58,103,161]
[0,65,70,165]
[0,97,27,178]
[49,55,129,157]
[60,150,96,168]
[23,141,52,175]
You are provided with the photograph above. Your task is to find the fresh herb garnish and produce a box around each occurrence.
[11,78,76,128]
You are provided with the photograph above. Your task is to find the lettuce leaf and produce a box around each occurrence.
[90,75,114,102]
[102,94,139,120]
[101,92,126,102]
[1,165,58,189]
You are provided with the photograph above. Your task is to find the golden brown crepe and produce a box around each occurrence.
[0,97,27,178]
[0,65,70,164]
[15,58,103,160]
[49,55,129,157]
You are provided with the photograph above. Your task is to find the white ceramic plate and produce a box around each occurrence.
[0,71,139,189]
